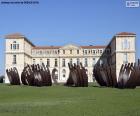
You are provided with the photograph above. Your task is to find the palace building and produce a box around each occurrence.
[5,32,136,83]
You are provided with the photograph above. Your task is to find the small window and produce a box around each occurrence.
[62,59,66,67]
[77,50,79,54]
[93,50,95,54]
[11,44,12,49]
[70,50,72,54]
[70,58,72,64]
[13,55,17,64]
[58,50,60,54]
[123,53,128,64]
[13,44,16,50]
[84,58,88,67]
[33,59,36,64]
[85,50,87,54]
[93,58,96,66]
[100,50,102,54]
[88,50,90,54]
[47,59,50,67]
[55,59,58,67]
[17,44,19,49]
[63,50,65,54]
[63,74,66,78]
[62,69,66,78]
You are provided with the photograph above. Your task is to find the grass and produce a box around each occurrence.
[0,84,140,116]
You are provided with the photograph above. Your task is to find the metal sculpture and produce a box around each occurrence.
[6,67,20,85]
[6,63,52,86]
[21,63,52,86]
[93,59,140,88]
[65,63,88,87]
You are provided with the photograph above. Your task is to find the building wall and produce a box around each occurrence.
[115,35,136,79]
[5,33,135,84]
[95,33,136,81]
[5,38,33,83]
[31,45,104,82]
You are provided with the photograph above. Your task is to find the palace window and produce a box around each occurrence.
[122,39,130,49]
[123,53,128,64]
[54,59,58,67]
[84,58,88,67]
[13,55,17,64]
[70,58,73,64]
[85,50,87,54]
[58,50,60,54]
[11,44,12,49]
[70,50,72,54]
[17,44,19,49]
[77,58,80,65]
[13,44,16,50]
[88,50,90,54]
[47,59,50,67]
[93,50,95,54]
[62,69,66,78]
[63,50,65,54]
[77,50,79,54]
[93,58,96,66]
[62,59,66,67]
[100,50,103,54]
[11,41,19,50]
[33,59,36,64]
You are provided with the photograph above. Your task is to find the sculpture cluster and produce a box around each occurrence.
[118,61,140,88]
[6,67,20,85]
[6,63,53,87]
[65,63,88,87]
[21,63,52,86]
[93,60,140,89]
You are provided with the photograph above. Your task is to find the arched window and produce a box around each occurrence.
[62,69,66,78]
[11,41,19,50]
[47,59,50,67]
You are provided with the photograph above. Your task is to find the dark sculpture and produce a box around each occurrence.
[6,67,20,85]
[93,59,140,89]
[21,63,52,86]
[6,63,52,86]
[65,63,88,87]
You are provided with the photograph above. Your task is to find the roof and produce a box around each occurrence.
[116,32,136,36]
[33,46,61,49]
[33,45,106,49]
[5,33,24,39]
[81,45,106,49]
[5,33,35,46]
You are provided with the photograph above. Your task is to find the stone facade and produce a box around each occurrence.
[5,32,136,83]
[5,33,105,83]
[95,32,136,80]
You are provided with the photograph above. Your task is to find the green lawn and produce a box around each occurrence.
[0,84,140,116]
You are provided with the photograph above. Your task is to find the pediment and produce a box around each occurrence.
[60,44,81,50]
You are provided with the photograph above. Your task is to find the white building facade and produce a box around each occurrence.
[5,33,105,83]
[95,32,136,80]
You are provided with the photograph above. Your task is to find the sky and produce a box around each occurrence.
[0,0,140,75]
